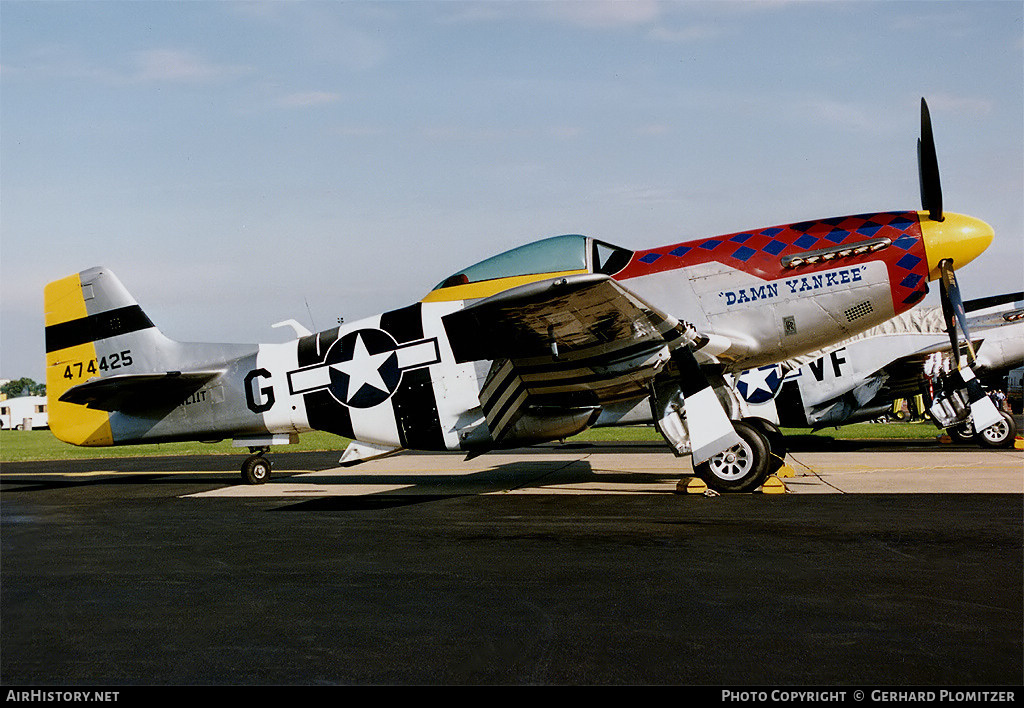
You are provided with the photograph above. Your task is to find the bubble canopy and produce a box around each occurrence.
[431,235,633,294]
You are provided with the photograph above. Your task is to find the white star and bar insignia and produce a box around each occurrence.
[288,328,440,409]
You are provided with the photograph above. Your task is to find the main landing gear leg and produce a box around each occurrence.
[241,446,272,485]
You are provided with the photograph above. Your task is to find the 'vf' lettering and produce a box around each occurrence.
[808,348,847,382]
[829,349,847,378]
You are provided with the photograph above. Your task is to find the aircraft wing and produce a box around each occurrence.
[442,274,698,445]
[444,273,688,361]
[966,306,1024,332]
[890,302,1024,378]
[59,371,223,413]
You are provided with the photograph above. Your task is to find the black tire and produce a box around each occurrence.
[947,420,975,443]
[693,420,772,493]
[976,411,1016,449]
[241,455,272,484]
[746,417,787,473]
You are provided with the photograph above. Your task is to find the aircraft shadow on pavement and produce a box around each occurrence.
[0,473,213,493]
[275,494,458,512]
[274,458,601,511]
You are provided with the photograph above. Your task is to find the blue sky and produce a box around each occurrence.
[2,1,1022,380]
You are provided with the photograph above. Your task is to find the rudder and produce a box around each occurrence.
[44,267,167,446]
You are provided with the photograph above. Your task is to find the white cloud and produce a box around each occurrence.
[131,49,250,84]
[330,125,387,138]
[649,23,724,43]
[634,123,672,137]
[926,93,993,117]
[798,99,889,133]
[277,91,342,108]
[231,3,389,72]
[540,0,661,28]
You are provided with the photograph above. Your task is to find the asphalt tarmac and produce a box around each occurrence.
[1,439,1021,686]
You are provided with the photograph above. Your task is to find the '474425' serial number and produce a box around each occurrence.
[62,349,133,380]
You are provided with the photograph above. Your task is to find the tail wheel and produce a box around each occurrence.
[693,419,771,493]
[976,411,1016,449]
[241,454,272,484]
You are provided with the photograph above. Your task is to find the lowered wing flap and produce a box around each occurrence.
[59,371,223,413]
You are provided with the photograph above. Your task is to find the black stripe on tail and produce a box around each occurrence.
[45,305,155,353]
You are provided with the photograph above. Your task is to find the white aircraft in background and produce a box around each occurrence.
[735,292,1023,448]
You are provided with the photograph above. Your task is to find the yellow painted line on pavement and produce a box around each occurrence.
[0,470,314,477]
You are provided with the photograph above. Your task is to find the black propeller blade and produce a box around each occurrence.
[938,259,976,369]
[917,97,944,222]
[918,98,1003,433]
[937,258,1003,432]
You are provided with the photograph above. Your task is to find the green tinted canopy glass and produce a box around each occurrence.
[434,235,632,291]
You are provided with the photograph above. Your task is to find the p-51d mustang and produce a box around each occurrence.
[45,99,1000,492]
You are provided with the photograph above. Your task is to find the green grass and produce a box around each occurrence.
[0,420,944,463]
[786,421,946,440]
[0,430,351,463]
[573,421,943,442]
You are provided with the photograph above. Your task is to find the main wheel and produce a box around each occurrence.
[241,455,272,484]
[947,419,975,443]
[746,417,787,473]
[976,411,1016,449]
[693,420,771,493]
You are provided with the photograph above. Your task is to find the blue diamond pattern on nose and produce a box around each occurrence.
[887,214,915,228]
[896,253,921,271]
[900,273,922,289]
[731,246,756,262]
[902,289,926,306]
[856,222,882,237]
[623,211,928,315]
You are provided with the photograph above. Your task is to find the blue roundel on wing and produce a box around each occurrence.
[737,365,783,404]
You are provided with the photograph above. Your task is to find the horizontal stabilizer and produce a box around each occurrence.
[59,371,222,413]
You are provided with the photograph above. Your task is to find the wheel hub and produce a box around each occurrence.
[710,442,752,481]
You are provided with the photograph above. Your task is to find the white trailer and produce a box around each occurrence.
[0,396,49,430]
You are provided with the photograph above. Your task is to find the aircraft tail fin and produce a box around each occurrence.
[44,267,174,446]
